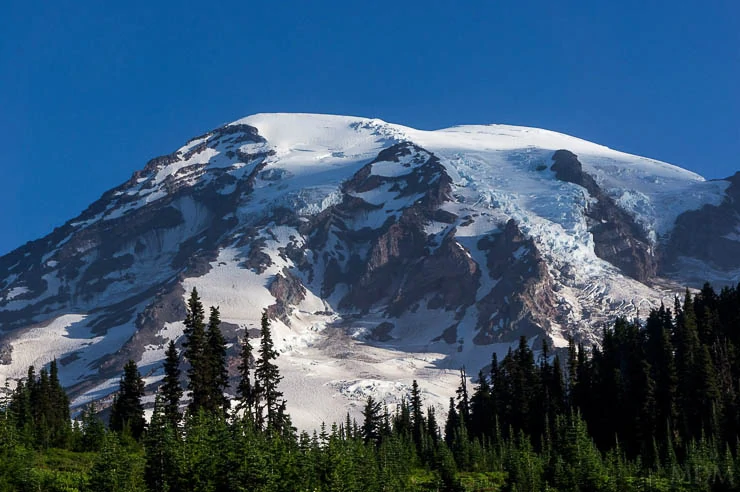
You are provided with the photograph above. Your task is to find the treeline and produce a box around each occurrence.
[4,284,740,490]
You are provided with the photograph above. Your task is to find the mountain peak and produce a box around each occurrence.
[0,113,735,429]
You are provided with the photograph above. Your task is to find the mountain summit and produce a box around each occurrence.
[1,113,738,427]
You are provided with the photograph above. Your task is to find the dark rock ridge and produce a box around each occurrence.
[0,343,11,365]
[299,142,478,316]
[0,123,270,331]
[285,142,559,347]
[0,123,273,395]
[267,268,307,323]
[663,172,740,275]
[473,219,560,344]
[551,150,656,282]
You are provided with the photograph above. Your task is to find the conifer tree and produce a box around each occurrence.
[109,359,146,440]
[160,340,183,428]
[236,330,255,417]
[469,370,493,440]
[444,397,459,448]
[566,336,578,405]
[145,394,182,491]
[254,311,283,430]
[455,368,470,431]
[426,406,439,447]
[646,305,678,443]
[78,402,106,452]
[183,287,208,415]
[205,306,229,416]
[361,396,382,445]
[410,379,424,449]
[48,359,71,447]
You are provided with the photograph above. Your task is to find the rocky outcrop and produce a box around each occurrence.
[301,142,465,315]
[368,322,395,342]
[474,219,559,344]
[0,342,11,365]
[386,232,480,316]
[267,268,307,323]
[662,173,740,275]
[551,150,656,282]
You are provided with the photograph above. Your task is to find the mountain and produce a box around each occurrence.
[1,113,737,427]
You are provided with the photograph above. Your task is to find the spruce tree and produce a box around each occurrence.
[109,359,146,440]
[254,311,283,430]
[48,359,71,447]
[161,340,183,428]
[78,402,106,452]
[145,394,182,491]
[444,397,459,448]
[469,370,493,440]
[410,379,424,449]
[455,367,470,431]
[183,288,208,414]
[205,306,229,416]
[236,330,255,417]
[361,396,382,445]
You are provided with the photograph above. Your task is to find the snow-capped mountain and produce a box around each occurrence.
[1,113,738,428]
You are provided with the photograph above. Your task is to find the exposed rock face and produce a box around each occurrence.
[551,150,656,282]
[0,343,11,365]
[663,172,740,275]
[368,322,394,342]
[297,142,481,317]
[267,268,307,323]
[474,220,559,344]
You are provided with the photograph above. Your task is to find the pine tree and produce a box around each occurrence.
[455,367,470,431]
[145,394,182,492]
[205,306,229,416]
[78,402,106,452]
[444,397,459,448]
[426,406,439,447]
[236,330,255,417]
[549,355,566,430]
[362,396,382,445]
[48,359,71,447]
[646,305,678,444]
[161,340,183,429]
[183,287,208,415]
[34,366,52,447]
[254,311,284,430]
[410,379,424,449]
[566,336,578,408]
[109,359,146,440]
[469,370,494,440]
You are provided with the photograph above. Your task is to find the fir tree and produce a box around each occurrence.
[160,340,183,429]
[236,329,255,417]
[410,379,424,449]
[109,360,146,440]
[444,397,459,448]
[254,311,284,430]
[205,306,229,416]
[183,287,208,415]
[145,394,182,492]
[455,367,470,431]
[362,396,382,445]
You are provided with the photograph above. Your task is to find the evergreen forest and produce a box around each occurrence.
[4,284,740,491]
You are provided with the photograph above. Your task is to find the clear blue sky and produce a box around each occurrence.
[1,1,738,255]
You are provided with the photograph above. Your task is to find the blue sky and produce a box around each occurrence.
[1,1,738,255]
